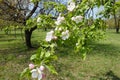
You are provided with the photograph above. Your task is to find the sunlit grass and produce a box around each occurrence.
[0,29,120,80]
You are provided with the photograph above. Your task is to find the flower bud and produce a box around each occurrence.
[40,65,45,71]
[29,63,35,69]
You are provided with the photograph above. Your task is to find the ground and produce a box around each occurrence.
[0,29,120,80]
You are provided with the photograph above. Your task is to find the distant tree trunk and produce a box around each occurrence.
[113,13,119,33]
[20,28,24,40]
[113,0,119,33]
[44,27,47,31]
[118,16,120,32]
[14,27,16,38]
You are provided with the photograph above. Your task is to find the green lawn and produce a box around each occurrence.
[0,29,120,80]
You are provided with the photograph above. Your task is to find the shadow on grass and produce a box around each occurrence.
[8,33,24,36]
[89,43,120,57]
[55,46,75,58]
[0,33,24,42]
[0,38,16,42]
[99,70,120,80]
[107,30,120,34]
[56,42,120,58]
[0,43,36,65]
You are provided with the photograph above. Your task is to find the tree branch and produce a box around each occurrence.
[25,1,39,21]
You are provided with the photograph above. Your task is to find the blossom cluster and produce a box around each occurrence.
[71,15,83,23]
[45,12,70,42]
[67,0,76,11]
[45,29,70,42]
[55,14,65,25]
[46,30,57,42]
[44,0,83,42]
[29,64,45,80]
[61,30,70,40]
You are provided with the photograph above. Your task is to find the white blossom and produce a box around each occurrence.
[55,14,65,25]
[55,21,61,25]
[58,27,62,31]
[37,17,42,23]
[31,68,42,80]
[45,31,54,42]
[61,30,70,40]
[67,1,75,11]
[71,15,83,23]
[76,43,79,46]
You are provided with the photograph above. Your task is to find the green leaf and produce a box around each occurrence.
[82,52,86,60]
[20,68,30,78]
[30,54,37,61]
[90,25,95,29]
[40,51,45,58]
[46,65,58,75]
[45,51,51,58]
[51,55,58,60]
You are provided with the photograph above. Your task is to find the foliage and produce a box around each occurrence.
[96,0,120,18]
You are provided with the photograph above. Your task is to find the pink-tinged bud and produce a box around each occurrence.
[29,63,35,69]
[40,65,45,71]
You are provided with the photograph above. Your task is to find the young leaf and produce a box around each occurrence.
[45,65,58,75]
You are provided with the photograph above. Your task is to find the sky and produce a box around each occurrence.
[28,0,104,19]
[90,6,104,19]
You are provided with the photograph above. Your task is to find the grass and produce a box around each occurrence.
[0,29,120,80]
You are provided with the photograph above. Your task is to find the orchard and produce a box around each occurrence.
[0,0,120,80]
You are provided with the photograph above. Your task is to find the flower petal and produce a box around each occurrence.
[45,31,54,42]
[67,1,75,11]
[38,73,42,80]
[31,69,38,78]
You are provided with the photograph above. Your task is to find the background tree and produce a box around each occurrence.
[100,0,120,33]
[0,0,37,48]
[113,0,120,33]
[0,0,66,48]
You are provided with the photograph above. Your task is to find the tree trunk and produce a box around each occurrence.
[24,26,37,48]
[114,13,119,33]
[117,17,120,33]
[113,0,119,33]
[25,30,33,48]
[116,27,119,33]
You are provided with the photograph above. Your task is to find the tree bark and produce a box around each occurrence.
[118,16,120,32]
[25,30,32,48]
[24,26,37,49]
[114,13,119,33]
[113,0,119,33]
